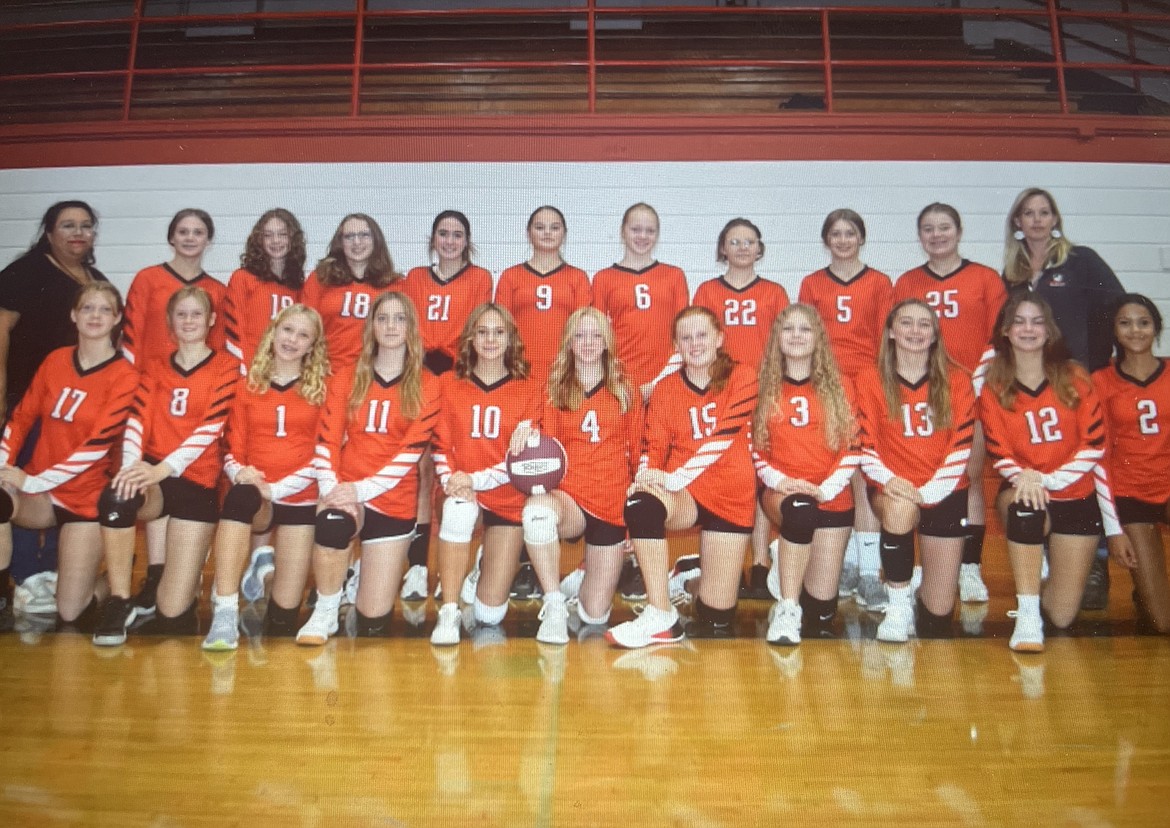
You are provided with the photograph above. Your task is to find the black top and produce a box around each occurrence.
[1005,245,1124,372]
[0,250,108,411]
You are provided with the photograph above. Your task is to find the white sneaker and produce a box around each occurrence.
[401,564,428,602]
[605,604,684,649]
[1008,609,1044,652]
[296,605,339,646]
[855,574,889,612]
[766,599,802,646]
[240,546,275,603]
[959,563,990,603]
[910,565,923,594]
[431,602,462,646]
[202,608,240,651]
[876,592,914,642]
[402,601,427,628]
[837,563,860,599]
[668,554,700,606]
[342,560,361,606]
[766,561,781,601]
[459,546,483,605]
[536,596,570,645]
[559,565,585,601]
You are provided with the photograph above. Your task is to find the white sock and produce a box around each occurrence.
[887,584,913,605]
[315,589,343,613]
[212,591,239,611]
[858,531,881,576]
[1016,594,1041,616]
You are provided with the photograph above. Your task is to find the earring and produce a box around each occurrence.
[1013,229,1025,241]
[1051,228,1062,239]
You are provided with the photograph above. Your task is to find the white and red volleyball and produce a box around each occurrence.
[507,433,568,495]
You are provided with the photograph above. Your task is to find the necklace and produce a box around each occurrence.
[47,253,91,286]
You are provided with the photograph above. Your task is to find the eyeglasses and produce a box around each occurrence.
[58,222,96,235]
[726,238,758,248]
[343,231,372,242]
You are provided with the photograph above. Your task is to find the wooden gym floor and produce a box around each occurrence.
[1,532,1168,827]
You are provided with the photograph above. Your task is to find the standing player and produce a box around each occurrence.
[301,213,402,371]
[752,305,859,645]
[399,210,492,603]
[1093,295,1170,633]
[512,308,640,644]
[798,208,893,607]
[301,292,442,643]
[981,295,1130,651]
[495,206,591,598]
[430,303,542,646]
[0,283,137,630]
[222,208,307,371]
[592,203,689,401]
[855,299,975,643]
[607,307,758,648]
[894,203,1005,605]
[690,218,789,599]
[201,305,329,651]
[121,208,227,617]
[94,286,239,646]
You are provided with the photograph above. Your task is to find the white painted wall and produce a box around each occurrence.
[2,160,1168,350]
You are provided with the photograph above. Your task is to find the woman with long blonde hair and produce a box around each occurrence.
[512,307,640,644]
[299,291,443,644]
[752,304,859,645]
[201,304,330,650]
[854,299,976,643]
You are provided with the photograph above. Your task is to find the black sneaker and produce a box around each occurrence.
[131,574,161,618]
[618,557,647,601]
[1080,556,1110,611]
[685,616,734,639]
[93,597,137,646]
[509,562,542,601]
[738,564,772,600]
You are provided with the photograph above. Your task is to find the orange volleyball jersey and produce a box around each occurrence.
[315,369,442,520]
[494,262,592,381]
[855,364,975,504]
[222,268,300,371]
[122,264,228,368]
[301,271,401,371]
[981,372,1108,502]
[538,382,641,526]
[752,376,859,511]
[223,380,323,506]
[592,262,689,388]
[400,264,494,363]
[122,350,239,489]
[642,363,758,527]
[798,266,894,377]
[692,276,789,369]
[0,347,138,517]
[893,261,1006,373]
[1093,360,1170,503]
[432,372,542,522]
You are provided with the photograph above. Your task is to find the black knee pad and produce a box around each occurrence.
[355,609,393,637]
[220,483,263,524]
[1006,502,1047,545]
[879,529,915,582]
[962,525,986,565]
[799,588,838,624]
[0,488,13,523]
[915,596,954,639]
[779,494,819,545]
[624,491,667,540]
[264,600,300,637]
[315,508,357,550]
[98,486,144,528]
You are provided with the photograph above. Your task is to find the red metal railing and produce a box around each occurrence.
[1,1,1168,121]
